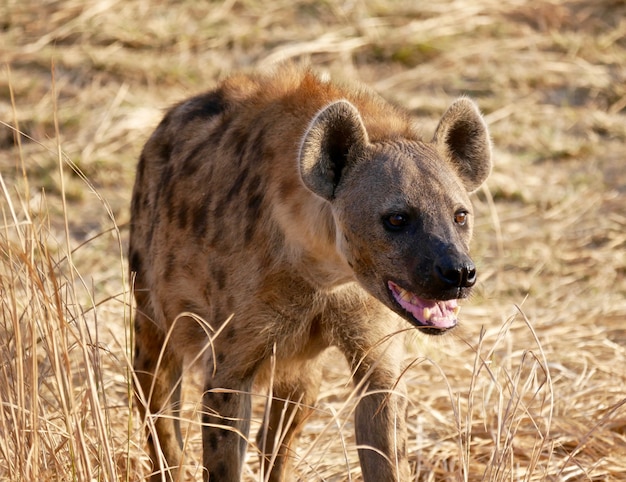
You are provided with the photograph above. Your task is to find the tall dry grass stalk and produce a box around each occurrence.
[0,80,139,480]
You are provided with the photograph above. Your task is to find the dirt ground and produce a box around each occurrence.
[1,0,625,480]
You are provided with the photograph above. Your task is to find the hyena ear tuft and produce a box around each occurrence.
[299,100,369,200]
[433,98,492,192]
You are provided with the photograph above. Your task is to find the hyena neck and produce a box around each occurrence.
[274,192,354,289]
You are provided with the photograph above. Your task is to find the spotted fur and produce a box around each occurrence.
[129,64,491,481]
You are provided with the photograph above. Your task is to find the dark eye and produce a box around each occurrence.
[383,213,409,231]
[454,210,469,226]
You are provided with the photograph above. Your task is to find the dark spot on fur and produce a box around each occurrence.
[230,126,249,165]
[206,392,222,408]
[212,306,226,327]
[134,345,141,360]
[137,351,152,368]
[246,174,262,194]
[129,249,143,275]
[209,223,225,250]
[207,431,218,452]
[139,191,149,212]
[216,352,225,364]
[221,391,232,403]
[181,154,202,179]
[181,89,226,123]
[309,313,323,337]
[244,193,263,243]
[147,213,157,248]
[158,164,175,205]
[226,326,236,340]
[191,191,213,239]
[247,126,267,165]
[192,204,208,238]
[225,167,249,203]
[177,202,189,230]
[180,139,210,178]
[152,133,173,164]
[166,195,178,224]
[201,411,211,426]
[148,181,163,212]
[213,461,227,479]
[213,266,226,290]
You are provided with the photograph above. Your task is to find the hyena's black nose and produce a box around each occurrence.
[435,256,477,289]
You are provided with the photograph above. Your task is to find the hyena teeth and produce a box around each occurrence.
[453,306,461,316]
[422,307,432,321]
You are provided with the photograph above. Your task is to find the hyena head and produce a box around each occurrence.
[299,98,491,335]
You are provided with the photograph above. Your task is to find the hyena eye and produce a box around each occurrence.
[383,213,409,231]
[454,210,469,226]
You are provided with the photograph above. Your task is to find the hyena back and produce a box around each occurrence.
[129,64,491,481]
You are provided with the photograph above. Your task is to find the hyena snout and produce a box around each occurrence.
[434,251,477,291]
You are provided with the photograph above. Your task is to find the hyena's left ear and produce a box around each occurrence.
[299,100,369,200]
[432,98,492,192]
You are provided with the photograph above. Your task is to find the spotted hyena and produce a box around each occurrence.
[129,64,491,481]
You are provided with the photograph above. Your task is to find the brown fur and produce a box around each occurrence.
[129,64,491,481]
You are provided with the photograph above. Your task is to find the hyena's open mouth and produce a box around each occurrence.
[387,281,459,334]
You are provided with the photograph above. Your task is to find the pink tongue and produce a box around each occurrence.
[388,281,458,329]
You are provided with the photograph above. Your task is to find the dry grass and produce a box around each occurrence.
[1,0,626,480]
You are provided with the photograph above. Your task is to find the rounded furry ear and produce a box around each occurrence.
[433,98,492,192]
[299,100,369,200]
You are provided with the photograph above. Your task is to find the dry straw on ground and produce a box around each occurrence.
[1,0,625,480]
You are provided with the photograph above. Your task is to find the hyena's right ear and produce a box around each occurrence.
[299,100,369,201]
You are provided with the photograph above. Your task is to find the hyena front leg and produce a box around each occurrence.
[200,337,260,482]
[338,325,411,481]
[133,306,184,482]
[256,361,323,482]
[353,376,410,482]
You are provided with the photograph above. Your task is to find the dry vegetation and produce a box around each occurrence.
[1,0,626,480]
